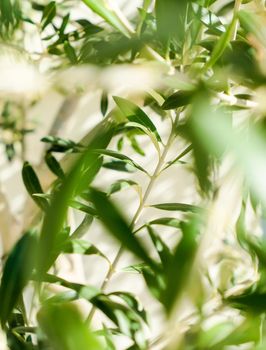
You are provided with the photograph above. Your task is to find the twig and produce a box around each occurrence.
[86,117,176,324]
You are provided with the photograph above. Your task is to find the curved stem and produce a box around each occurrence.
[86,122,176,324]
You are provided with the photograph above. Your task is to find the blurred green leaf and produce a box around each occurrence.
[60,238,107,260]
[203,10,238,71]
[64,41,78,64]
[36,119,114,276]
[90,188,156,269]
[226,287,266,314]
[41,136,83,153]
[147,225,172,266]
[155,0,188,47]
[90,294,146,349]
[0,231,37,327]
[82,0,132,37]
[0,0,21,38]
[38,303,103,350]
[108,291,148,324]
[41,1,56,30]
[163,215,200,312]
[238,10,266,47]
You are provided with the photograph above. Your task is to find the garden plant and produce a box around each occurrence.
[1,0,266,349]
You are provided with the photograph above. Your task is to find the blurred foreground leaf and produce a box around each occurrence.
[0,231,37,327]
[38,303,103,350]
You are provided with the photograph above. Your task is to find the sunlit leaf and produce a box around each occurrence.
[114,96,162,142]
[82,0,132,37]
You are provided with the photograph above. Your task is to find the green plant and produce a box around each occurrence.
[2,0,266,349]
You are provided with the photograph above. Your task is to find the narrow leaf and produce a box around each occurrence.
[114,96,162,142]
[82,0,132,37]
[0,231,37,326]
[150,203,202,213]
[90,189,156,269]
[22,162,48,211]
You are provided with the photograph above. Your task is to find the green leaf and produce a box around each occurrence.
[38,303,103,350]
[198,318,261,349]
[82,0,132,37]
[147,225,172,267]
[107,179,139,196]
[238,10,266,47]
[100,91,108,117]
[90,294,146,349]
[90,189,156,269]
[41,136,83,153]
[103,160,136,173]
[150,203,202,213]
[0,231,37,327]
[149,217,180,229]
[128,134,145,156]
[204,15,237,71]
[108,292,148,324]
[190,96,266,207]
[162,91,195,110]
[70,200,97,216]
[99,324,116,350]
[163,216,200,312]
[114,96,162,142]
[71,215,94,239]
[93,149,149,175]
[22,162,48,211]
[34,273,100,301]
[0,0,21,38]
[60,239,108,261]
[226,288,266,314]
[163,144,192,171]
[155,0,188,47]
[126,122,161,155]
[41,1,56,30]
[36,119,114,277]
[45,152,65,179]
[64,41,78,64]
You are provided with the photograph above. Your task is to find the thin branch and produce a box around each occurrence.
[86,118,176,324]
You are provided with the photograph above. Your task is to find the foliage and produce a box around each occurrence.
[1,0,266,349]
